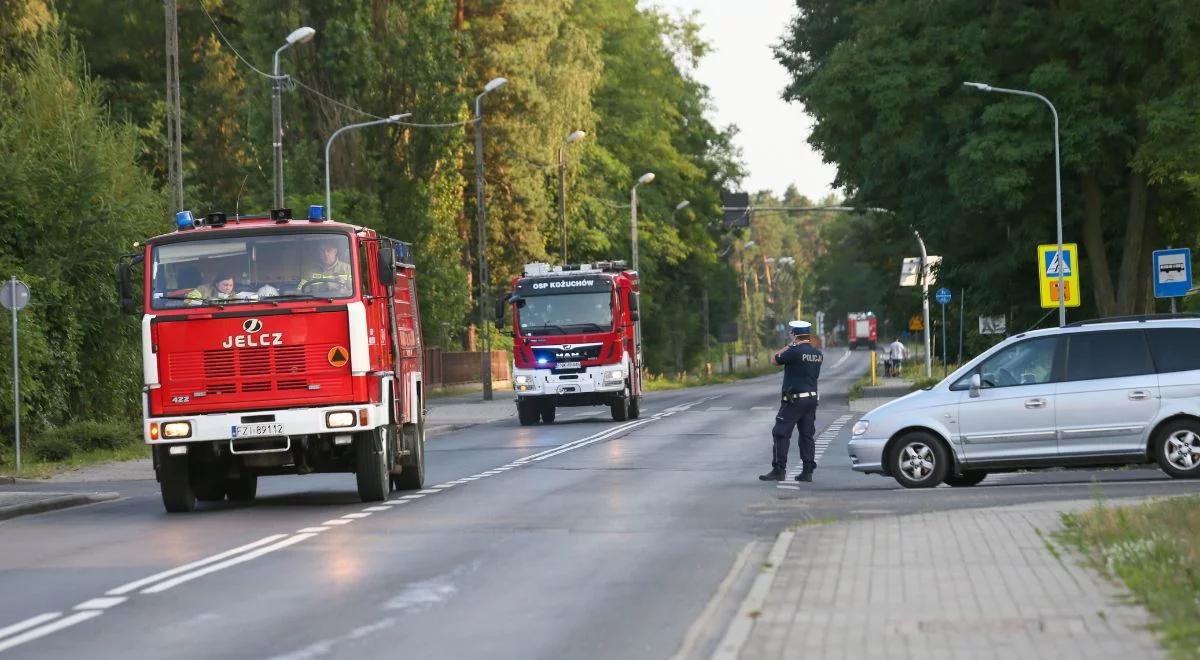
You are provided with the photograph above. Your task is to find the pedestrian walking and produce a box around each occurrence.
[759,320,823,483]
[886,336,908,377]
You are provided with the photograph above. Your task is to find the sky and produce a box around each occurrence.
[640,0,839,202]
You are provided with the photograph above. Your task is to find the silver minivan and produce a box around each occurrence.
[847,317,1200,488]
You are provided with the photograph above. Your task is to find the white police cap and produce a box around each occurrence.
[788,320,812,335]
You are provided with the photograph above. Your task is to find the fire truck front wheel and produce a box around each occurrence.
[393,418,425,491]
[540,404,556,424]
[610,387,631,422]
[517,399,540,426]
[159,449,197,513]
[628,394,641,420]
[355,427,390,502]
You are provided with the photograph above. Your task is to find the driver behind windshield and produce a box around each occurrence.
[297,240,351,296]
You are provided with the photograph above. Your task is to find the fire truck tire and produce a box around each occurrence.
[394,423,425,491]
[226,474,257,502]
[628,395,641,419]
[517,400,540,426]
[355,428,389,502]
[610,388,631,422]
[540,406,556,424]
[160,453,196,513]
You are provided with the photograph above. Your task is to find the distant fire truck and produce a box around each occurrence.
[496,262,642,424]
[847,312,878,351]
[117,207,426,512]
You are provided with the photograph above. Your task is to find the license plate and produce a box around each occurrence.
[233,423,284,438]
[556,361,581,369]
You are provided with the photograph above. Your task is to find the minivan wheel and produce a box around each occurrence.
[943,470,987,487]
[890,432,949,488]
[1155,420,1200,479]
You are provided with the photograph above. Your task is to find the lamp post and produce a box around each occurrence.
[672,199,690,221]
[630,172,655,272]
[272,26,316,209]
[557,129,587,263]
[475,76,507,401]
[964,81,1065,327]
[915,230,932,378]
[324,114,409,220]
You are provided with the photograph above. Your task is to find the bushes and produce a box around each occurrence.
[3,419,140,466]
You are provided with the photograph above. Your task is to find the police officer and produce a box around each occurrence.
[759,320,823,482]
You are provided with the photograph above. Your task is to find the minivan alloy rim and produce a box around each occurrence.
[1165,430,1200,470]
[900,442,935,481]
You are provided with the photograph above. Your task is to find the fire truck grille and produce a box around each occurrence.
[167,343,347,399]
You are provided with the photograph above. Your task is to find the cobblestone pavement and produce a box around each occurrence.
[736,499,1162,659]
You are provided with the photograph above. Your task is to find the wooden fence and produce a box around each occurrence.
[422,348,511,388]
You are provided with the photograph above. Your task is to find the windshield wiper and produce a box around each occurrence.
[563,322,605,332]
[527,323,567,336]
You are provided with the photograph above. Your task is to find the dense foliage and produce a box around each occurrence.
[777,0,1200,348]
[0,0,748,441]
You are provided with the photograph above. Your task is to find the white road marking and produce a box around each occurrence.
[0,613,61,641]
[362,506,391,512]
[73,597,126,611]
[417,488,443,494]
[297,527,330,533]
[750,406,772,411]
[706,406,732,411]
[0,611,103,654]
[322,519,353,525]
[431,483,457,489]
[107,534,289,595]
[342,513,372,519]
[399,494,425,499]
[141,534,316,594]
[711,530,796,660]
[779,414,854,489]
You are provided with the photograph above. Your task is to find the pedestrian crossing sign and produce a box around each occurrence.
[1037,243,1081,308]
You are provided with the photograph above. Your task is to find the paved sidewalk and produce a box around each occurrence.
[425,389,516,435]
[730,499,1162,659]
[850,377,914,413]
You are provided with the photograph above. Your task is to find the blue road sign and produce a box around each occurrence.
[935,287,952,305]
[1153,248,1192,298]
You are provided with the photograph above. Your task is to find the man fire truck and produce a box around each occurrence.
[847,312,877,351]
[117,206,426,513]
[495,261,642,424]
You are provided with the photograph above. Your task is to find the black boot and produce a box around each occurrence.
[758,468,786,481]
[795,469,813,482]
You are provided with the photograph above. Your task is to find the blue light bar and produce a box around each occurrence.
[537,358,548,365]
[175,210,195,230]
[307,205,325,221]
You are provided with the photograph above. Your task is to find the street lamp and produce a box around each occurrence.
[963,81,1065,326]
[475,76,507,401]
[672,199,691,221]
[630,172,655,272]
[271,26,316,209]
[324,114,409,220]
[558,129,587,263]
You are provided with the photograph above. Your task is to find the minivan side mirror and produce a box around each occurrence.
[969,373,981,398]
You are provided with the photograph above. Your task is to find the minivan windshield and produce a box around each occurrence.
[518,292,613,336]
[150,232,354,309]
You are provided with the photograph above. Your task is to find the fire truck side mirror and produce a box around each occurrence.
[377,240,396,284]
[628,293,639,322]
[116,254,142,315]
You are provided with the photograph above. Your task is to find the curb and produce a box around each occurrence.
[0,492,120,522]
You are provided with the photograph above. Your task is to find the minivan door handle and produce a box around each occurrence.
[1128,390,1151,401]
[1024,398,1047,409]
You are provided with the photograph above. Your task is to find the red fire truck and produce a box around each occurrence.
[496,261,642,424]
[847,311,878,351]
[117,207,426,512]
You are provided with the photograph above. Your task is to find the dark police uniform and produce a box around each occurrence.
[766,338,823,480]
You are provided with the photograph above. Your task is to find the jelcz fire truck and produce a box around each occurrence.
[496,261,642,424]
[117,207,426,512]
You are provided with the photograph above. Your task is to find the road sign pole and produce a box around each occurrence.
[1171,297,1177,314]
[941,302,947,378]
[958,288,964,366]
[9,277,19,473]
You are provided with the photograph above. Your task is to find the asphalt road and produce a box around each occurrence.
[1,348,1197,659]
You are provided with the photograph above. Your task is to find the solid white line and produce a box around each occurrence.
[0,613,61,642]
[530,418,657,462]
[342,512,372,519]
[142,534,316,594]
[73,597,126,610]
[297,527,330,533]
[323,519,353,525]
[106,534,289,595]
[711,529,796,660]
[0,611,103,654]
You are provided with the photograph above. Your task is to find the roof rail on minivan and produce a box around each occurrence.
[1065,313,1200,328]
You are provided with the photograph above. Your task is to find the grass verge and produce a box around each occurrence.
[1058,495,1200,657]
[0,419,145,480]
[643,359,778,392]
[2,444,150,480]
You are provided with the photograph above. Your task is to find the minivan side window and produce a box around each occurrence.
[1146,327,1200,373]
[952,336,1058,390]
[1064,330,1154,381]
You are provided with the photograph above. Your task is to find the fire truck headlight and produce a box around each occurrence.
[605,370,625,382]
[161,421,192,439]
[326,411,357,428]
[514,375,532,385]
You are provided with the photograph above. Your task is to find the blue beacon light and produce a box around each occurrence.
[307,205,325,221]
[175,210,195,230]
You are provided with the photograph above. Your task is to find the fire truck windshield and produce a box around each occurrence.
[518,292,613,336]
[149,232,354,309]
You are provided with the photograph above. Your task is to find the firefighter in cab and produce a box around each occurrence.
[759,320,823,483]
[298,240,351,295]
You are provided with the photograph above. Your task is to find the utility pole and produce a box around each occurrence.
[163,0,183,213]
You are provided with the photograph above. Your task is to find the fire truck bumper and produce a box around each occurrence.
[512,365,628,401]
[143,401,390,444]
